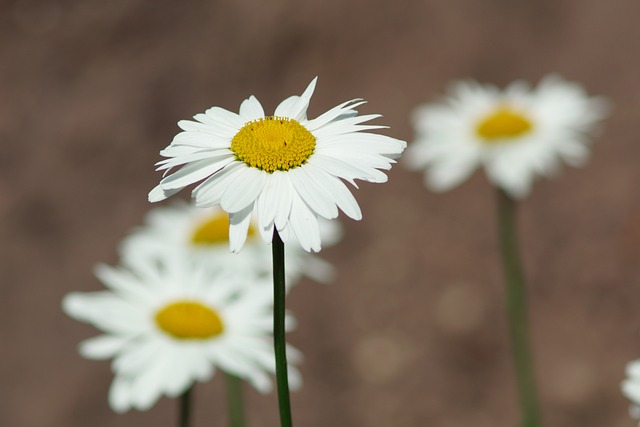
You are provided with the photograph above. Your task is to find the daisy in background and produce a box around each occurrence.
[405,75,608,198]
[121,201,341,285]
[622,360,640,423]
[62,250,301,413]
[149,77,406,252]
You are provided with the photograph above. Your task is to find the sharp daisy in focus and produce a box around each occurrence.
[149,77,406,252]
[62,251,301,413]
[405,75,608,198]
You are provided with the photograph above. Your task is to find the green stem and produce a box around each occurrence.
[225,372,246,427]
[179,387,192,427]
[272,229,293,427]
[496,189,541,427]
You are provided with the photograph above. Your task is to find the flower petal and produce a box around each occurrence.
[275,77,317,121]
[220,166,267,213]
[288,167,338,219]
[78,335,130,360]
[288,192,321,252]
[159,157,235,191]
[239,95,265,121]
[300,163,362,220]
[229,202,255,253]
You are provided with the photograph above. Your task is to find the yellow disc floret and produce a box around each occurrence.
[191,212,255,246]
[155,300,224,340]
[476,107,533,143]
[230,116,316,173]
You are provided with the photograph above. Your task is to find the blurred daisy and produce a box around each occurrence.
[622,360,640,422]
[406,75,608,198]
[149,77,406,252]
[122,201,341,284]
[62,252,301,413]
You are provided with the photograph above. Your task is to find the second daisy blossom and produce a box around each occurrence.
[149,78,406,252]
[406,75,609,198]
[63,252,302,412]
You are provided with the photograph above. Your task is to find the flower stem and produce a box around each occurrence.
[495,189,541,427]
[179,387,192,427]
[225,372,246,427]
[272,229,293,427]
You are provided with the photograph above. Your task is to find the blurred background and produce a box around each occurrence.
[2,0,640,426]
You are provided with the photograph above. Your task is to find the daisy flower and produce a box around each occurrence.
[149,78,406,252]
[62,251,301,413]
[622,360,640,422]
[121,201,341,284]
[405,75,608,198]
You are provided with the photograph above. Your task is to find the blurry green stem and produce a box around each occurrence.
[272,229,293,427]
[225,372,246,427]
[179,387,192,427]
[496,189,541,427]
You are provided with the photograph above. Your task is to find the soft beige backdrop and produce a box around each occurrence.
[2,0,640,426]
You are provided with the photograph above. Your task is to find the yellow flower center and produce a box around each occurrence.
[191,212,255,245]
[230,116,316,173]
[155,301,224,340]
[476,107,533,143]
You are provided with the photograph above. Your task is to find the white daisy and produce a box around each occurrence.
[149,78,406,252]
[62,251,302,413]
[406,75,609,198]
[121,201,341,284]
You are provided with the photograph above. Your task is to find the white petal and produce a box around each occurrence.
[272,172,295,230]
[229,203,255,253]
[191,162,245,207]
[257,173,283,226]
[288,167,339,219]
[203,107,245,130]
[318,147,394,171]
[319,132,406,156]
[155,149,232,170]
[300,164,361,220]
[274,96,299,118]
[129,355,170,411]
[239,96,265,121]
[220,167,267,213]
[109,376,132,413]
[275,77,317,121]
[113,339,161,373]
[627,360,640,378]
[305,99,366,131]
[309,154,388,184]
[258,220,275,242]
[78,335,129,360]
[159,157,235,190]
[288,192,321,252]
[427,155,479,192]
[178,119,236,139]
[170,131,230,149]
[148,185,182,203]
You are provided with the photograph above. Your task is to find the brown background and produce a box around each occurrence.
[2,0,640,426]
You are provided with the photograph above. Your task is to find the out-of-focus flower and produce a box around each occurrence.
[62,252,301,413]
[149,77,406,252]
[406,75,608,198]
[622,360,640,422]
[122,201,341,284]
